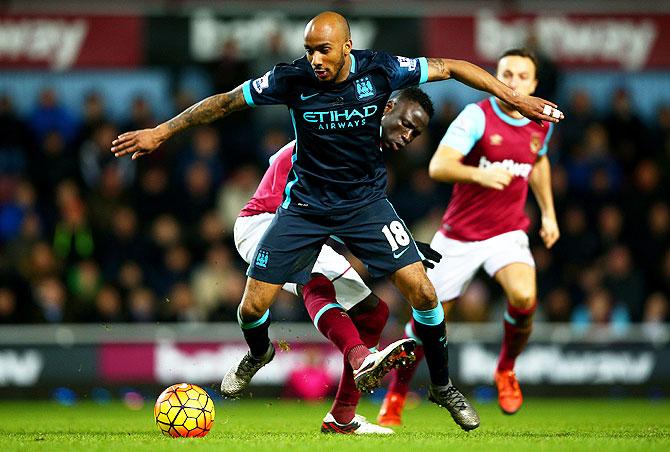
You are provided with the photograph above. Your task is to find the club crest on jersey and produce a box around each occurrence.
[355,76,375,100]
[490,134,503,146]
[255,249,269,268]
[530,133,542,153]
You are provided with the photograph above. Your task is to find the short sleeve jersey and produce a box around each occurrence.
[242,49,428,214]
[438,97,554,241]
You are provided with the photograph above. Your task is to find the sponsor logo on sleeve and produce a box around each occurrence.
[253,71,271,94]
[396,56,417,71]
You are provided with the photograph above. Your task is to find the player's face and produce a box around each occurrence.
[304,28,351,82]
[380,100,430,152]
[496,55,538,97]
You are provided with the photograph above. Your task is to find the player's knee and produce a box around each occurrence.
[508,289,536,310]
[239,300,268,322]
[410,279,438,311]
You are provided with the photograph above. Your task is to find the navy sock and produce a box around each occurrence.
[238,306,271,358]
[412,306,449,386]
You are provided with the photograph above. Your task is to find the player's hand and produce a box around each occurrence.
[474,167,513,190]
[111,128,164,160]
[416,241,442,269]
[512,94,564,124]
[539,215,560,249]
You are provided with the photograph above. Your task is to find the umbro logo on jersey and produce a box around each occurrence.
[300,92,319,101]
[393,248,409,259]
[355,76,375,101]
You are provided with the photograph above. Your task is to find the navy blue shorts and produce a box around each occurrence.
[247,198,422,285]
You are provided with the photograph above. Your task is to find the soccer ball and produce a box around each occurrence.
[154,383,215,437]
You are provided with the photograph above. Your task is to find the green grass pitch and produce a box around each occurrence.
[1,398,669,451]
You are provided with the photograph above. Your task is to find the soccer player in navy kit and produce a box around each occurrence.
[112,12,563,431]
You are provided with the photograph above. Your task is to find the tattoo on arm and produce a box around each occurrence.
[427,58,451,81]
[166,86,248,133]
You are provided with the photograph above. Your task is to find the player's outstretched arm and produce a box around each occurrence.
[529,155,560,248]
[426,58,562,124]
[111,85,248,160]
[429,144,512,190]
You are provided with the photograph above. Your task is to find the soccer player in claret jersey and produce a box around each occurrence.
[111,11,562,432]
[236,88,437,434]
[378,48,560,426]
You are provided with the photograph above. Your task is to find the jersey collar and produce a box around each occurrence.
[489,97,530,127]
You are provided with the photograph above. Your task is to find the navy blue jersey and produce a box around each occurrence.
[242,49,428,214]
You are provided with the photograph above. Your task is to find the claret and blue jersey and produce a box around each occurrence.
[242,49,428,214]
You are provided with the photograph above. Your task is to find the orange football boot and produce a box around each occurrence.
[377,391,406,426]
[494,369,523,415]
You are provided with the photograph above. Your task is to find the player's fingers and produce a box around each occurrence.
[112,140,137,155]
[537,98,557,109]
[116,131,138,141]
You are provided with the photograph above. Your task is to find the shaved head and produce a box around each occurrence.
[305,11,350,41]
[304,11,352,83]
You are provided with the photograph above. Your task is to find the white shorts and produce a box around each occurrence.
[427,230,535,302]
[233,213,372,310]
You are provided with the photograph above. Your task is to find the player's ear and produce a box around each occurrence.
[343,38,352,56]
[383,99,396,115]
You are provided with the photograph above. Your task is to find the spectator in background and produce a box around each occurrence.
[122,95,156,133]
[116,260,145,297]
[135,166,174,223]
[625,160,666,238]
[216,165,260,233]
[553,205,599,280]
[560,90,597,157]
[128,287,158,323]
[80,122,136,190]
[175,126,225,187]
[0,94,30,175]
[190,243,239,319]
[605,87,648,167]
[0,287,20,324]
[602,245,645,322]
[76,91,108,148]
[542,287,572,323]
[571,287,630,339]
[163,282,200,322]
[89,284,124,323]
[642,292,669,342]
[66,259,102,311]
[52,181,94,265]
[31,130,80,201]
[32,276,68,323]
[175,161,216,226]
[98,206,147,280]
[28,88,78,145]
[596,205,625,254]
[20,241,61,284]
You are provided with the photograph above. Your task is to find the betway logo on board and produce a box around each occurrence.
[459,344,655,384]
[0,18,88,70]
[0,350,43,386]
[475,11,657,70]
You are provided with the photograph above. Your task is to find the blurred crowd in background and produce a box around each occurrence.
[0,54,668,338]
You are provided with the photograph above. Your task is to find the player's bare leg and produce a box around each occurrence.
[493,262,537,414]
[378,299,456,426]
[221,277,282,398]
[389,262,479,431]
